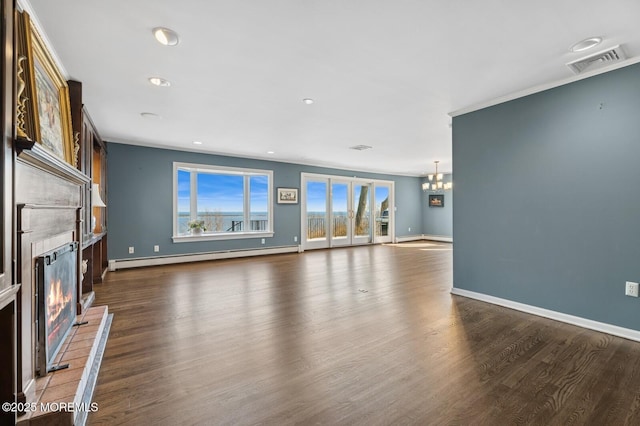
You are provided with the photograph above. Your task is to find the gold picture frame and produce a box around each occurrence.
[16,11,74,165]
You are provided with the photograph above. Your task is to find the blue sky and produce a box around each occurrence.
[306,181,327,212]
[375,186,389,212]
[332,183,347,211]
[178,171,268,213]
[178,170,389,215]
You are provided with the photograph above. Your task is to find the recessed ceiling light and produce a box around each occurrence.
[266,151,275,154]
[193,141,203,145]
[140,112,161,119]
[570,37,603,53]
[148,77,171,87]
[302,98,314,105]
[152,27,180,46]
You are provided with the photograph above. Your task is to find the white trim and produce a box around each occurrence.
[301,171,395,185]
[422,234,453,243]
[394,234,453,243]
[172,231,274,243]
[107,139,423,177]
[373,181,394,244]
[189,169,197,223]
[450,287,640,343]
[18,0,70,78]
[394,235,425,243]
[173,162,274,238]
[174,161,272,176]
[301,172,396,250]
[109,245,298,271]
[450,56,640,118]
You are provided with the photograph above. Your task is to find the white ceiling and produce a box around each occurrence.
[25,0,640,176]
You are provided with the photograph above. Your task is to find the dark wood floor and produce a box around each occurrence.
[88,242,640,425]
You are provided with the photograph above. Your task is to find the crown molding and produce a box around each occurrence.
[17,0,70,79]
[450,56,640,118]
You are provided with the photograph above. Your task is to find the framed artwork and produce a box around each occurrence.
[277,188,298,204]
[16,11,75,165]
[428,194,444,207]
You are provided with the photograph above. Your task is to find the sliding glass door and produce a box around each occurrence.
[352,183,371,245]
[330,180,351,247]
[302,173,394,250]
[304,179,329,250]
[374,183,392,243]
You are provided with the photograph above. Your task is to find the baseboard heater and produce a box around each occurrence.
[109,245,301,271]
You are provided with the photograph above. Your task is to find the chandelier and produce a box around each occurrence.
[422,161,452,192]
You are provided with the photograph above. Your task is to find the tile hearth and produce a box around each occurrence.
[17,305,112,426]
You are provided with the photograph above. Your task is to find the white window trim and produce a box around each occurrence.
[172,162,274,242]
[172,231,274,243]
[300,172,395,250]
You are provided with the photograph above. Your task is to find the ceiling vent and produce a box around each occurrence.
[349,145,373,151]
[566,45,626,74]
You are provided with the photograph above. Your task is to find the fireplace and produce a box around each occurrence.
[35,242,78,376]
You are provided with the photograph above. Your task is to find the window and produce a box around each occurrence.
[173,162,273,242]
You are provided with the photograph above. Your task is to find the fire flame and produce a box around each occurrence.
[47,279,72,327]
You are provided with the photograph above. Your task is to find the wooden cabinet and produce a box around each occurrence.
[82,233,108,288]
[68,81,108,307]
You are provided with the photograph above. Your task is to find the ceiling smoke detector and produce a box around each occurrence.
[349,145,373,151]
[566,45,627,74]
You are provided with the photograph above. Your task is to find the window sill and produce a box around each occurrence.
[172,231,274,243]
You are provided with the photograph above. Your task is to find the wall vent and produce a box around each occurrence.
[349,144,373,151]
[566,45,626,74]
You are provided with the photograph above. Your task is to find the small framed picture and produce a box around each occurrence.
[428,194,444,207]
[277,187,298,204]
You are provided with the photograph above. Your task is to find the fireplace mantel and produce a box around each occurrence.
[15,137,90,405]
[15,137,89,187]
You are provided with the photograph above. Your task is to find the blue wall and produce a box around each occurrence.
[106,143,423,259]
[452,63,640,331]
[421,174,453,238]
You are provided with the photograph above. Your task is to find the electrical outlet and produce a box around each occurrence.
[625,281,639,297]
[261,238,265,244]
[128,246,134,254]
[154,245,160,252]
[294,236,298,242]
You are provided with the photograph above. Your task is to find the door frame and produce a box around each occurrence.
[301,173,395,250]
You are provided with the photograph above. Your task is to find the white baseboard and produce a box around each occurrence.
[422,234,453,243]
[394,235,425,243]
[451,287,640,342]
[394,234,453,243]
[109,245,299,271]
